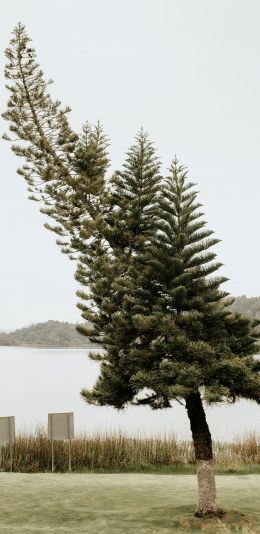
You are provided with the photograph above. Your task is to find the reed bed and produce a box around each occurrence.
[0,430,259,472]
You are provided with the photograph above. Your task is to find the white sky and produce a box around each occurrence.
[0,0,260,330]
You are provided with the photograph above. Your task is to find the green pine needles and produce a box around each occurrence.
[80,157,259,410]
[3,23,260,516]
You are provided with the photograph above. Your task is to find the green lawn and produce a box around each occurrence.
[0,473,259,533]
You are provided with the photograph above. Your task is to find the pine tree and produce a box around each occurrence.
[76,130,162,350]
[80,158,260,515]
[2,23,109,261]
[3,25,260,517]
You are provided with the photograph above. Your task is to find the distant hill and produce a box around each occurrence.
[0,296,259,347]
[0,320,98,347]
[229,296,260,322]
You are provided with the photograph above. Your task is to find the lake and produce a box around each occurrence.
[0,347,259,441]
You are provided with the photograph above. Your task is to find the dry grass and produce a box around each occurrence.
[0,429,259,473]
[213,436,260,472]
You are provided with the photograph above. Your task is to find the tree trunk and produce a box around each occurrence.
[186,391,218,517]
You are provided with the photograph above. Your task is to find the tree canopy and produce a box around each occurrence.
[3,22,259,411]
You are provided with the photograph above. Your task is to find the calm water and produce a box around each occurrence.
[0,347,259,441]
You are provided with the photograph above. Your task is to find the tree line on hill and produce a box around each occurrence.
[229,296,260,328]
[0,320,95,347]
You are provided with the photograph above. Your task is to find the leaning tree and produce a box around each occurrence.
[3,24,260,516]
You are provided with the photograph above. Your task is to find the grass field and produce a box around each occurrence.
[0,473,259,533]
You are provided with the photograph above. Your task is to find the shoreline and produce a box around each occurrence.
[0,344,102,349]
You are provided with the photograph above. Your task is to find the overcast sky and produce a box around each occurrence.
[0,0,260,330]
